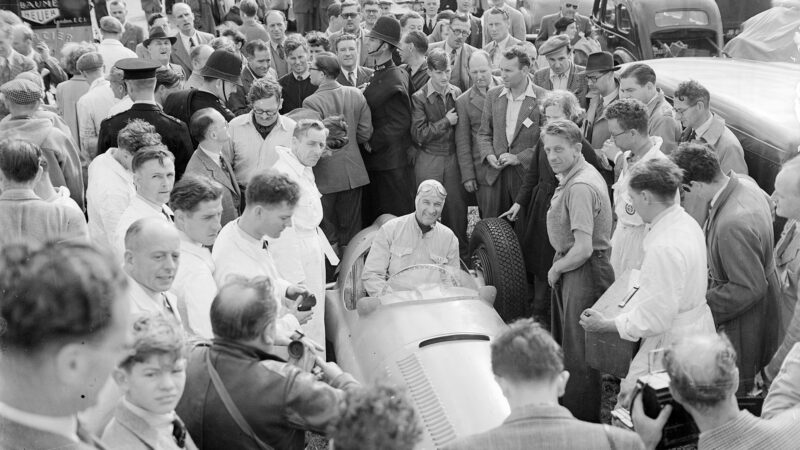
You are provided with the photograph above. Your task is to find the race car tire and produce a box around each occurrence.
[469,218,529,322]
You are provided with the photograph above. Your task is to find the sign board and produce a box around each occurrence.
[0,0,95,53]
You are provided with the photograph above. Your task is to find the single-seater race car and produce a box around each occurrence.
[325,216,528,448]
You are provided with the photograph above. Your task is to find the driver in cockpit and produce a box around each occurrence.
[362,179,460,297]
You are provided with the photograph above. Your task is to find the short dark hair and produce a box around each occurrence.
[627,158,683,200]
[246,170,300,207]
[189,107,220,141]
[502,46,531,68]
[211,276,276,340]
[324,115,349,150]
[327,1,342,18]
[402,31,428,54]
[117,119,161,154]
[340,0,359,12]
[284,34,308,55]
[294,119,327,141]
[61,42,97,75]
[147,13,166,27]
[169,174,223,213]
[306,31,329,51]
[435,10,454,22]
[131,145,175,172]
[155,65,182,89]
[328,384,423,450]
[0,242,128,353]
[670,142,723,184]
[243,39,269,58]
[554,16,575,34]
[209,36,236,52]
[619,63,656,87]
[313,52,341,79]
[221,28,246,49]
[248,77,282,104]
[0,138,41,183]
[335,33,358,52]
[450,12,469,25]
[492,318,564,382]
[118,314,185,371]
[239,0,258,17]
[605,97,648,135]
[426,47,450,72]
[400,11,421,27]
[675,79,711,108]
[485,7,509,21]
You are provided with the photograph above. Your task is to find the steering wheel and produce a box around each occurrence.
[379,264,461,297]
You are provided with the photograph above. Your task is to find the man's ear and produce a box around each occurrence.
[54,342,88,387]
[111,367,130,391]
[261,322,276,346]
[556,370,570,397]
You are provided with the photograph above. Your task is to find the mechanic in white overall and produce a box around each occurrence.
[270,119,340,356]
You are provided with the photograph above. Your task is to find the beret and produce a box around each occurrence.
[99,16,123,33]
[539,34,571,56]
[0,79,43,105]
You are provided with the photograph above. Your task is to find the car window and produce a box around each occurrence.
[655,10,710,27]
[617,3,632,32]
[603,0,615,24]
[343,250,368,310]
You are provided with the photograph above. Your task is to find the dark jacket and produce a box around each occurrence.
[184,148,242,226]
[163,89,236,145]
[362,59,413,171]
[176,340,359,450]
[411,82,462,156]
[97,102,194,179]
[401,62,429,94]
[532,63,589,109]
[335,65,373,87]
[278,73,317,114]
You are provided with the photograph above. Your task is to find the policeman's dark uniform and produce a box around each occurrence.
[362,17,415,225]
[96,59,194,179]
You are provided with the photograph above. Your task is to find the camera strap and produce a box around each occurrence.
[205,349,273,450]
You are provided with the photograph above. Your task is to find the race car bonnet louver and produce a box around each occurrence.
[397,353,458,447]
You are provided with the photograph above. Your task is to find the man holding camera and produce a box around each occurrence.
[177,276,360,449]
[632,333,800,449]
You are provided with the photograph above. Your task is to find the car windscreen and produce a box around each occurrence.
[655,10,709,27]
[379,264,480,303]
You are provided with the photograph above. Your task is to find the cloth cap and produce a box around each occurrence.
[144,25,178,47]
[367,16,402,48]
[99,16,123,33]
[539,34,571,56]
[76,52,104,72]
[198,50,243,86]
[116,58,162,80]
[0,79,43,105]
[584,51,620,74]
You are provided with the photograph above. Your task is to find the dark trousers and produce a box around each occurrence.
[552,249,614,423]
[320,187,363,248]
[414,151,468,260]
[476,167,522,219]
[294,11,314,34]
[362,166,415,225]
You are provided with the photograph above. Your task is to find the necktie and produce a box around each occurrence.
[162,293,176,318]
[262,240,269,250]
[161,207,174,223]
[686,129,697,142]
[172,416,187,448]
[189,36,196,48]
[450,47,458,65]
[349,71,357,87]
[277,43,285,60]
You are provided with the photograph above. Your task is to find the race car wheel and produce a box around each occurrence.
[469,218,529,322]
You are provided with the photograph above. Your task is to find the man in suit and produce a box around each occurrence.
[429,13,476,92]
[97,59,195,180]
[335,33,374,87]
[229,40,278,116]
[455,0,482,48]
[303,53,372,251]
[399,30,430,93]
[329,2,371,68]
[672,143,781,393]
[535,0,592,48]
[533,35,588,108]
[582,52,619,150]
[483,7,523,70]
[186,108,242,226]
[477,46,546,218]
[444,319,645,449]
[171,2,214,77]
[482,0,526,45]
[361,0,382,33]
[674,80,748,175]
[455,50,501,217]
[422,0,440,34]
[618,63,681,154]
[0,242,131,450]
[108,0,145,51]
[265,10,290,78]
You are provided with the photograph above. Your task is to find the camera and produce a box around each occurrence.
[296,293,317,312]
[286,331,321,374]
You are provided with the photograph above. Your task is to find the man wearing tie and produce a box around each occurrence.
[186,108,242,227]
[428,13,476,92]
[265,10,290,79]
[335,34,374,87]
[582,52,619,151]
[330,2,371,68]
[170,2,214,77]
[533,35,588,108]
[399,31,430,93]
[422,0,440,35]
[483,8,522,71]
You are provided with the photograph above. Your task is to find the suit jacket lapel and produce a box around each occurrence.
[198,149,236,192]
[511,96,537,144]
[707,174,739,231]
[115,403,161,449]
[172,41,191,73]
[496,93,509,149]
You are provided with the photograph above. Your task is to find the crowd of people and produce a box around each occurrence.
[1,0,800,448]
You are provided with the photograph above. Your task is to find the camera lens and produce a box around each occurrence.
[288,340,305,359]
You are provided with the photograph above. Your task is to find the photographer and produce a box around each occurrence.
[632,333,800,449]
[176,276,360,450]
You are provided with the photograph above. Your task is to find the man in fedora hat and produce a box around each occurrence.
[583,51,620,151]
[163,49,243,129]
[362,16,416,225]
[144,25,185,82]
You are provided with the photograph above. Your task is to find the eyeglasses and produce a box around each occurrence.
[449,28,471,36]
[564,3,579,8]
[253,108,279,117]
[342,12,358,18]
[309,66,320,71]
[673,104,695,116]
[586,72,609,82]
[610,129,630,140]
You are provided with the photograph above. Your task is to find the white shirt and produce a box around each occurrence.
[0,401,79,443]
[229,114,296,185]
[170,231,216,338]
[113,195,174,264]
[490,34,512,66]
[499,79,537,145]
[126,275,182,324]
[120,399,181,450]
[97,39,137,75]
[107,96,133,117]
[211,219,301,338]
[77,78,117,156]
[549,64,572,91]
[87,151,136,252]
[43,186,83,216]
[613,136,666,228]
[178,31,198,52]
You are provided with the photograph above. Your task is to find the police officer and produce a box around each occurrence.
[97,59,194,179]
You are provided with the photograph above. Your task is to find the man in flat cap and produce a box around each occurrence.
[532,35,588,108]
[362,16,416,225]
[0,78,85,209]
[97,59,194,179]
[97,16,137,76]
[76,52,116,168]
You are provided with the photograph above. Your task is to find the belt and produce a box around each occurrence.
[294,226,340,266]
[674,302,711,327]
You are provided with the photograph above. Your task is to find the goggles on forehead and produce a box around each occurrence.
[417,180,448,198]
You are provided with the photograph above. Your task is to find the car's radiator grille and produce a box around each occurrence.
[397,353,457,448]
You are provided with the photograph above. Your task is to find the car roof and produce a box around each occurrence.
[626,0,722,32]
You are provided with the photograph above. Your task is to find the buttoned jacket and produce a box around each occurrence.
[170,30,214,76]
[302,80,372,193]
[184,148,242,226]
[532,63,589,108]
[454,78,501,185]
[681,113,748,175]
[335,65,373,87]
[428,41,476,92]
[411,81,462,156]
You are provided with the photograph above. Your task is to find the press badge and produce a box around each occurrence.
[523,118,534,128]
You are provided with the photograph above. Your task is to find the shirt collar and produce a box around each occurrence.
[602,89,617,107]
[425,79,455,100]
[89,77,110,90]
[710,176,731,208]
[496,34,511,48]
[695,113,715,139]
[234,218,266,246]
[276,145,307,175]
[100,39,123,46]
[294,72,310,81]
[648,203,680,227]
[499,78,537,101]
[0,188,39,201]
[197,144,222,165]
[550,63,572,81]
[555,155,586,185]
[122,398,176,430]
[0,401,80,443]
[373,59,396,71]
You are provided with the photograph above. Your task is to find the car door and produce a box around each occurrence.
[593,0,639,62]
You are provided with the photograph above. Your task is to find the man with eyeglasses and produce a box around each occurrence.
[429,13,477,91]
[454,0,482,47]
[481,0,526,46]
[583,52,620,151]
[330,2,371,67]
[361,0,382,32]
[228,78,297,189]
[535,0,592,48]
[483,7,522,69]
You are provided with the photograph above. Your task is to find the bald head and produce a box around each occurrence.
[665,333,738,411]
[211,277,277,341]
[124,218,180,294]
[190,44,214,71]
